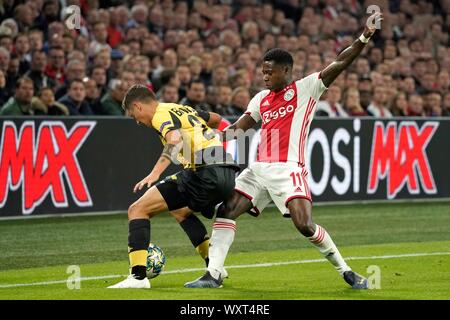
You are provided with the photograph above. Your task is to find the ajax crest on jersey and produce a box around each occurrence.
[146,243,166,279]
[284,89,295,101]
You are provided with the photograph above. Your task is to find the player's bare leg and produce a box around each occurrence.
[108,186,168,289]
[184,191,252,288]
[287,198,368,289]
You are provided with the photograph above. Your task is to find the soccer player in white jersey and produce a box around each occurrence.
[185,12,383,289]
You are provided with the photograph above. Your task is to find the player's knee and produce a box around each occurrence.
[297,223,314,237]
[216,202,238,220]
[295,220,315,237]
[128,202,147,220]
[290,210,315,236]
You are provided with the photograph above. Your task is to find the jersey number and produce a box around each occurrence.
[187,115,215,140]
[290,172,303,187]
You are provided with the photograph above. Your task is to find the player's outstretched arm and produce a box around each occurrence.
[219,113,256,142]
[206,111,223,129]
[133,130,183,193]
[320,12,383,88]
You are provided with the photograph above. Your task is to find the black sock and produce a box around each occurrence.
[128,219,150,280]
[131,266,147,280]
[179,214,210,261]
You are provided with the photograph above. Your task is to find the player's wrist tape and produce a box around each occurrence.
[359,33,370,43]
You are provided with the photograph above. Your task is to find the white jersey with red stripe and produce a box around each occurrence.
[245,72,328,166]
[235,72,327,215]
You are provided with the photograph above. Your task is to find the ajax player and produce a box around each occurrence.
[185,12,383,289]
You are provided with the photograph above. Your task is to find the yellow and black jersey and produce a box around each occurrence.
[151,103,237,170]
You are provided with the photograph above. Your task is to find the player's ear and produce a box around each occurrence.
[284,65,290,74]
[134,101,142,112]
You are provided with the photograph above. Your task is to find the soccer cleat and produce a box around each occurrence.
[184,271,223,288]
[343,270,369,289]
[205,258,228,280]
[107,274,151,289]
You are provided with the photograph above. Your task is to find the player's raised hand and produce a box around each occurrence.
[363,11,383,38]
[133,172,160,193]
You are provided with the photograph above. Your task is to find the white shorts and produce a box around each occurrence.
[235,162,311,217]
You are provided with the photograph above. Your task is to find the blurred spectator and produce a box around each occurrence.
[186,55,202,81]
[0,76,45,115]
[0,69,6,105]
[160,84,179,103]
[176,64,191,100]
[367,86,393,118]
[0,32,13,53]
[442,92,450,117]
[32,86,69,116]
[45,46,65,85]
[14,33,30,74]
[99,79,127,115]
[179,79,213,112]
[316,85,348,117]
[88,22,111,58]
[402,76,416,95]
[229,86,250,117]
[55,59,86,99]
[58,79,93,115]
[0,46,10,74]
[426,92,443,117]
[392,92,409,117]
[342,88,367,116]
[14,4,34,33]
[214,85,233,115]
[155,68,178,96]
[83,78,102,114]
[90,66,108,96]
[24,49,56,93]
[5,54,21,96]
[408,94,426,117]
[0,0,448,119]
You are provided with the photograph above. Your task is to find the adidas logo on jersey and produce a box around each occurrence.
[262,100,270,107]
[294,186,302,192]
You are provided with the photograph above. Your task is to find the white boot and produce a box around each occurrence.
[107,275,151,289]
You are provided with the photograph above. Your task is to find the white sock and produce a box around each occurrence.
[308,224,351,276]
[207,218,236,280]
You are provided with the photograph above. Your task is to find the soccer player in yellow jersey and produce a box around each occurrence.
[108,85,239,288]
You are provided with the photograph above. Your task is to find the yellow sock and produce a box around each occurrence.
[196,238,209,260]
[129,250,148,267]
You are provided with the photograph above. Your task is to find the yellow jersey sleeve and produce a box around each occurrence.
[151,103,237,170]
[151,106,180,138]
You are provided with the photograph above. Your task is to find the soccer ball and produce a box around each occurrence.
[146,243,166,279]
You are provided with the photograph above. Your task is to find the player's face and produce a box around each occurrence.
[127,102,150,127]
[262,61,289,92]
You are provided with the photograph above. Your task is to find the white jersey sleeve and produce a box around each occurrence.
[244,90,269,122]
[297,72,328,100]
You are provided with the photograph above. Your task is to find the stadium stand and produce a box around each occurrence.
[0,0,449,117]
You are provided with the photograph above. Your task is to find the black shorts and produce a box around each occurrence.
[155,165,238,219]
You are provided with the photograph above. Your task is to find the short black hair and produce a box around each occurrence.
[122,84,156,110]
[263,48,294,68]
[188,78,205,89]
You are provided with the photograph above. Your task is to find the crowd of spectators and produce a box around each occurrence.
[0,0,449,118]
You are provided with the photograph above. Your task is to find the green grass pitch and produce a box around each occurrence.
[0,201,449,300]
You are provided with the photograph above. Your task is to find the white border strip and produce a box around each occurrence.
[1,251,449,289]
